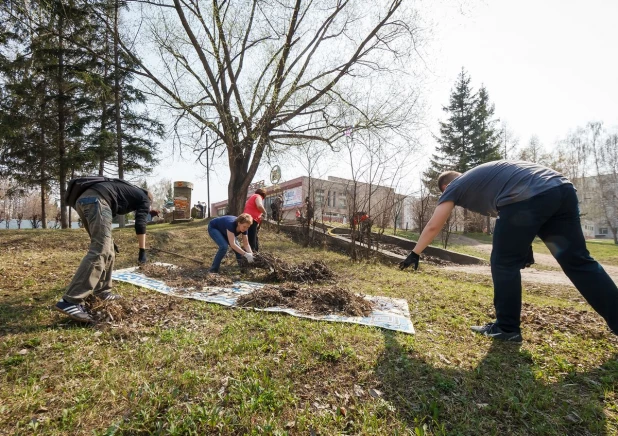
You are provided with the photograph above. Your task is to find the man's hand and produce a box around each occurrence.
[244,252,254,264]
[138,248,147,264]
[399,251,420,271]
[522,246,535,269]
[113,242,120,254]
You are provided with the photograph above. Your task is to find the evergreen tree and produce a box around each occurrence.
[470,85,502,166]
[424,68,476,194]
[85,0,162,178]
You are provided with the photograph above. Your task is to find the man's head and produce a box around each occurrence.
[437,171,462,192]
[255,188,266,198]
[237,213,254,232]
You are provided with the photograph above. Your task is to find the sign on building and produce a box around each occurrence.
[283,186,303,207]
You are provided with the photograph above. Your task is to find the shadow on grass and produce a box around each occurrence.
[0,287,93,334]
[376,331,618,435]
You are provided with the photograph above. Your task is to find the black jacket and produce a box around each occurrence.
[90,181,150,234]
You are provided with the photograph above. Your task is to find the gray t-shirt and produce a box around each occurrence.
[438,160,571,216]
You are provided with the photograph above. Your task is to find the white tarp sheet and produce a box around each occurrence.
[112,264,414,334]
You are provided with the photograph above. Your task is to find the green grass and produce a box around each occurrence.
[1,221,617,435]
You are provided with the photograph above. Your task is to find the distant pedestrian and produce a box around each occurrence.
[243,188,267,252]
[271,195,283,222]
[55,177,153,323]
[304,197,314,226]
[399,160,618,342]
[207,213,254,273]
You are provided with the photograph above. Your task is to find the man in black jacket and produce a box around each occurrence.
[55,180,153,323]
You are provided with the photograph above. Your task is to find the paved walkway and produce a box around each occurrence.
[443,235,618,286]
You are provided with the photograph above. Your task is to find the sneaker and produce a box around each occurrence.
[208,268,219,274]
[97,292,122,301]
[54,299,94,323]
[471,322,522,342]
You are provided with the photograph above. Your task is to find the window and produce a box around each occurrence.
[217,207,226,216]
[339,193,347,208]
[327,191,337,207]
[599,227,609,235]
[316,189,325,205]
[339,194,347,208]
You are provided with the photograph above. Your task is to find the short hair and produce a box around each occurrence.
[437,171,461,192]
[237,213,253,225]
[255,188,266,198]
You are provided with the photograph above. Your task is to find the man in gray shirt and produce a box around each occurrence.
[399,160,618,342]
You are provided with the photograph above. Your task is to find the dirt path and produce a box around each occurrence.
[443,235,618,286]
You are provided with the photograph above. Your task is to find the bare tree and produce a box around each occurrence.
[590,123,618,244]
[150,177,173,210]
[441,206,460,249]
[500,121,519,159]
[104,0,423,214]
[411,174,434,233]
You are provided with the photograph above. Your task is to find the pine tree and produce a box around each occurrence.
[86,0,162,178]
[470,85,502,166]
[424,68,476,193]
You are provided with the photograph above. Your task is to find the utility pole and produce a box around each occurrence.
[206,145,211,218]
[199,135,213,218]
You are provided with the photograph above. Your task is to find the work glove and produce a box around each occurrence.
[399,251,420,271]
[138,248,147,264]
[113,241,120,254]
[150,209,160,217]
[522,246,535,269]
[244,252,254,264]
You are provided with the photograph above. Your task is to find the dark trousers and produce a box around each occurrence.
[491,184,618,334]
[247,221,260,252]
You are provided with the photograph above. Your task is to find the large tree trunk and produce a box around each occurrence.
[226,137,265,215]
[226,156,250,215]
[57,13,68,229]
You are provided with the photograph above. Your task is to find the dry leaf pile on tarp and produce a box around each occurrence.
[236,283,373,317]
[138,264,234,288]
[247,252,335,283]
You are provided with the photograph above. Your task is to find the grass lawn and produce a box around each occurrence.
[1,221,617,435]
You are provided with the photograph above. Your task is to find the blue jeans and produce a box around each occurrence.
[491,184,618,333]
[208,223,241,272]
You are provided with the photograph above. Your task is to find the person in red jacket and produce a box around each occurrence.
[243,188,267,252]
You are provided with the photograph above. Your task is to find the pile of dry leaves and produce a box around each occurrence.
[236,283,373,317]
[138,264,234,288]
[248,252,335,283]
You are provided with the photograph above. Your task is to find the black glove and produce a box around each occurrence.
[113,242,120,254]
[399,251,420,271]
[138,248,147,264]
[522,246,534,269]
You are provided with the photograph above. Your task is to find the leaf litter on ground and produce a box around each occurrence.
[123,253,369,317]
[236,283,374,317]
